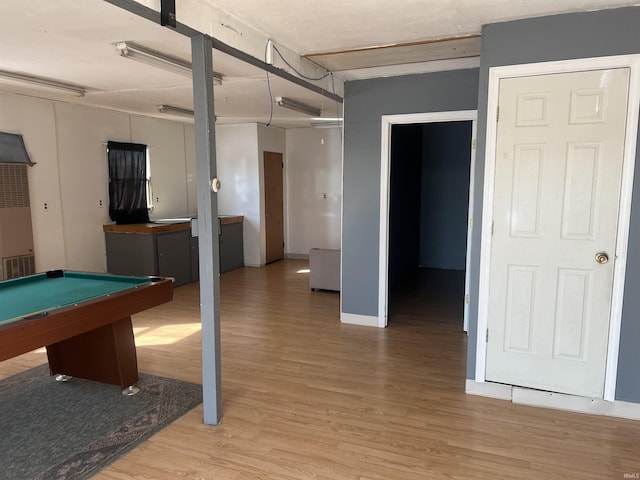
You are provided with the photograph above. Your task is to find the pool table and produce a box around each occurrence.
[0,270,173,393]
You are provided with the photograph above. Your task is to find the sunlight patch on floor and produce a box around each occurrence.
[134,323,201,346]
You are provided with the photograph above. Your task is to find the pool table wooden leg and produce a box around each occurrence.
[46,316,139,390]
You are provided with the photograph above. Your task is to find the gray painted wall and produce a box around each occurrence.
[419,122,472,270]
[343,6,640,403]
[467,6,640,402]
[342,69,479,316]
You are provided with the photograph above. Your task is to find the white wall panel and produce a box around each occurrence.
[0,93,64,272]
[184,125,197,216]
[215,124,261,266]
[285,127,342,255]
[131,116,189,220]
[54,103,130,272]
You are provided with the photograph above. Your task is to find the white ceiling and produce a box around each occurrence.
[0,0,637,128]
[204,0,638,54]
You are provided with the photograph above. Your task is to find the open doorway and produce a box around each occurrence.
[388,121,472,326]
[379,111,477,329]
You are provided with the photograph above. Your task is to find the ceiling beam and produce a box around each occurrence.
[304,35,481,72]
[103,0,343,103]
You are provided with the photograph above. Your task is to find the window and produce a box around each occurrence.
[146,147,153,212]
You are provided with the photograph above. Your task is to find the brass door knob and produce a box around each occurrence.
[595,252,609,264]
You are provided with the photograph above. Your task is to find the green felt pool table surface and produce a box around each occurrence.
[0,270,152,325]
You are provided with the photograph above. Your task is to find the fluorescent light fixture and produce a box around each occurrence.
[157,105,194,117]
[311,122,343,129]
[0,69,85,97]
[310,117,343,128]
[116,41,190,77]
[115,41,223,85]
[157,105,219,123]
[275,96,321,117]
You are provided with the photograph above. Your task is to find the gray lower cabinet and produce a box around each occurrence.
[105,228,192,286]
[219,222,244,273]
[190,236,199,282]
[157,231,192,285]
[105,219,244,285]
[105,232,157,278]
[190,221,244,276]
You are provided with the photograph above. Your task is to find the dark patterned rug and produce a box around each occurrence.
[0,364,202,480]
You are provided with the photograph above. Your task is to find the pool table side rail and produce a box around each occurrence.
[0,270,153,290]
[0,277,174,362]
[0,271,49,290]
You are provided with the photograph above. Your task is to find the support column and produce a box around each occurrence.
[191,33,222,425]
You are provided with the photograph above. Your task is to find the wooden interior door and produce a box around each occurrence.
[264,151,284,264]
[485,68,630,398]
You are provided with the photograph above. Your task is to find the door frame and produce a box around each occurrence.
[475,54,640,401]
[379,110,478,329]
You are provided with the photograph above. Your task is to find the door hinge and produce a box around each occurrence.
[465,294,470,305]
[491,221,494,236]
[468,217,473,229]
[496,105,500,122]
[472,138,477,150]
[486,328,489,343]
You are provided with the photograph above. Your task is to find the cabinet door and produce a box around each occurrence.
[105,232,157,277]
[220,222,244,273]
[157,231,191,286]
[190,236,199,282]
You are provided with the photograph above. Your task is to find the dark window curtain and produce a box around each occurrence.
[107,141,150,224]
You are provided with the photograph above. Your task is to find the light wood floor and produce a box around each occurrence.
[2,260,639,479]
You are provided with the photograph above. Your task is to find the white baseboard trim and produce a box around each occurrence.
[512,387,640,420]
[340,312,379,327]
[465,380,640,420]
[465,380,512,400]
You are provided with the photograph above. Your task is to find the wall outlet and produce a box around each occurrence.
[98,199,103,208]
[43,202,48,211]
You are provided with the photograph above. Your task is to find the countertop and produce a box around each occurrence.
[102,222,190,234]
[103,215,243,234]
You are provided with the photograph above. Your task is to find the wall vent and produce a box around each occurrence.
[2,254,36,280]
[0,164,30,208]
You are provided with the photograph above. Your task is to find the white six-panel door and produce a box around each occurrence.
[485,68,630,398]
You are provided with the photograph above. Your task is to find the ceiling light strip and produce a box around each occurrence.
[275,96,321,117]
[0,70,86,97]
[157,104,194,117]
[116,41,223,85]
